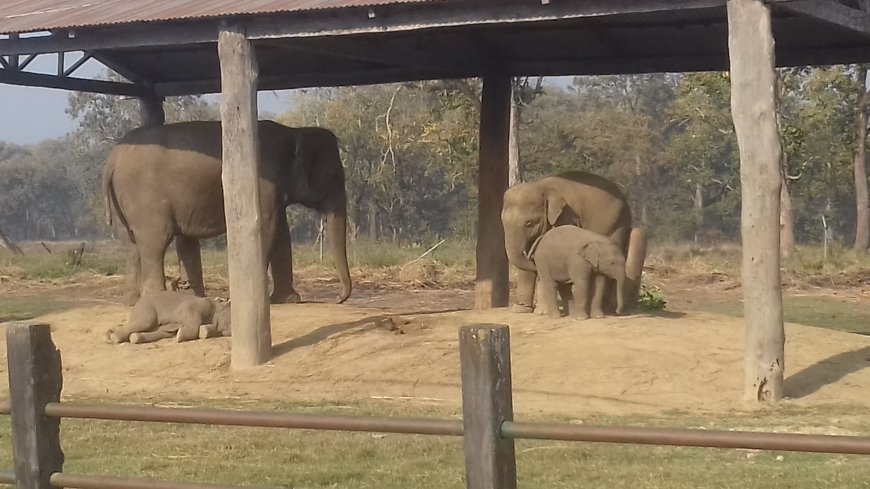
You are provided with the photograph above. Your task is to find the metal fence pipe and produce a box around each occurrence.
[44,403,464,436]
[50,473,270,489]
[501,421,870,455]
[0,470,15,485]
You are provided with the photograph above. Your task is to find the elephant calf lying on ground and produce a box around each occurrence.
[530,225,626,320]
[107,291,231,344]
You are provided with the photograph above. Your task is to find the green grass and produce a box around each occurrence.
[692,296,870,335]
[0,296,75,322]
[0,251,124,280]
[0,401,867,488]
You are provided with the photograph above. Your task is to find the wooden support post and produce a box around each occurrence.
[727,0,785,402]
[475,73,511,309]
[6,323,64,489]
[138,93,165,127]
[218,24,272,368]
[459,324,517,489]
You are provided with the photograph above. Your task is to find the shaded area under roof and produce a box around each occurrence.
[1,1,869,96]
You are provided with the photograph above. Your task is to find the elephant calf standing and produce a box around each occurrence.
[530,226,626,320]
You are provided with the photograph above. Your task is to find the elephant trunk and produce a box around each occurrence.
[505,235,537,272]
[324,190,352,303]
[615,273,626,315]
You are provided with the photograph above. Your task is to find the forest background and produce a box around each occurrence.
[1,67,868,256]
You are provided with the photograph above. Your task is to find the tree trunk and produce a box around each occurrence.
[218,25,272,369]
[727,0,785,403]
[853,65,870,251]
[0,227,23,255]
[693,184,703,249]
[475,73,511,309]
[780,174,795,258]
[508,79,523,187]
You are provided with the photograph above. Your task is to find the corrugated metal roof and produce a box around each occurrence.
[0,0,440,34]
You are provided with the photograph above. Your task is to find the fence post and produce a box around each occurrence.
[459,324,517,489]
[6,322,64,489]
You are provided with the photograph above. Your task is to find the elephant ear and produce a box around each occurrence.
[546,192,568,226]
[581,242,601,270]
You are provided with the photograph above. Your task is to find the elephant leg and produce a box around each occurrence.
[137,234,172,297]
[557,283,574,315]
[123,244,142,306]
[589,273,607,319]
[108,304,158,343]
[511,268,537,313]
[176,236,205,297]
[268,216,301,304]
[130,329,175,344]
[568,263,591,321]
[536,269,561,319]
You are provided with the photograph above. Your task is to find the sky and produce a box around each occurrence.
[0,54,294,145]
[0,53,574,145]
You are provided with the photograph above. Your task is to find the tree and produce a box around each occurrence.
[853,65,870,250]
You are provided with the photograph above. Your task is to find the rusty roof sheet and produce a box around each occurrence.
[0,0,440,34]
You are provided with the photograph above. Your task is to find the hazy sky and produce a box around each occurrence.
[0,54,293,145]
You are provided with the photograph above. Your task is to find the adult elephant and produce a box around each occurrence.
[103,120,352,306]
[501,171,631,315]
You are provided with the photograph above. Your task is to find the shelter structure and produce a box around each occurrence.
[2,0,870,399]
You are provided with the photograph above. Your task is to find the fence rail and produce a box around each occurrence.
[3,321,870,489]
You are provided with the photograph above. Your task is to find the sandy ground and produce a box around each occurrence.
[1,292,869,418]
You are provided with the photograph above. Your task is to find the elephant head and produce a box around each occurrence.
[581,241,626,315]
[280,126,352,303]
[502,182,578,273]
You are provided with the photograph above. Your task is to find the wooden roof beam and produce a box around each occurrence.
[0,68,148,96]
[769,0,870,35]
[0,0,725,56]
[153,67,470,96]
[259,38,496,75]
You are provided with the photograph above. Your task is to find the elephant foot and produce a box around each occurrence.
[106,329,127,344]
[573,314,590,322]
[129,333,144,344]
[590,309,606,319]
[199,324,218,340]
[510,303,534,314]
[123,291,140,306]
[270,291,302,304]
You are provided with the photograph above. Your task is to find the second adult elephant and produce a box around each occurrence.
[103,120,352,305]
[501,171,631,314]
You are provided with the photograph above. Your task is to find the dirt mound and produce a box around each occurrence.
[1,302,869,417]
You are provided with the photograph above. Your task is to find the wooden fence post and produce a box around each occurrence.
[459,324,517,489]
[6,323,64,489]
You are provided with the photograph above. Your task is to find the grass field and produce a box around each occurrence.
[0,401,867,488]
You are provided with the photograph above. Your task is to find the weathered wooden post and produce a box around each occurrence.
[726,0,785,402]
[218,23,272,368]
[475,73,511,309]
[459,324,517,489]
[6,323,64,489]
[138,93,165,127]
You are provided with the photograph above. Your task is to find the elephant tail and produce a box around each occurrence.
[102,156,136,244]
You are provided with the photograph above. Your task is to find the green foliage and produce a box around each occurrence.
[2,65,869,251]
[636,282,667,311]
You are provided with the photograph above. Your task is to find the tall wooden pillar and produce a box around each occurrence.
[475,73,511,309]
[727,0,785,402]
[218,24,272,368]
[138,93,165,127]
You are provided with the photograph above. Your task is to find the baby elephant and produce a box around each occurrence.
[108,291,231,344]
[531,225,626,320]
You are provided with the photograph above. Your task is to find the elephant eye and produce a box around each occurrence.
[524,220,534,228]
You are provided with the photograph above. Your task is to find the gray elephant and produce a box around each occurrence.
[501,171,631,314]
[107,291,231,344]
[102,120,351,306]
[530,225,626,319]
